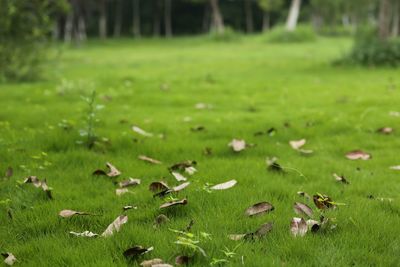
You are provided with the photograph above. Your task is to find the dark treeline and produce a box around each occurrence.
[54,0,334,41]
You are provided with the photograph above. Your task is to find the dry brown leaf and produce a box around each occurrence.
[172,182,191,192]
[132,125,153,137]
[119,178,141,188]
[116,188,130,196]
[210,179,237,190]
[123,205,137,211]
[333,173,350,184]
[59,210,90,218]
[184,166,197,175]
[69,231,98,237]
[159,198,187,209]
[377,127,393,134]
[23,176,53,199]
[169,160,196,172]
[290,217,308,237]
[153,214,170,228]
[228,139,246,152]
[266,157,283,172]
[102,215,128,237]
[245,202,274,216]
[140,259,164,267]
[229,222,273,241]
[93,162,121,177]
[123,246,153,258]
[171,172,187,182]
[313,193,335,210]
[289,139,313,154]
[149,181,169,192]
[175,255,190,265]
[2,253,16,266]
[345,150,371,160]
[293,202,313,217]
[5,167,13,178]
[228,234,247,241]
[138,155,162,164]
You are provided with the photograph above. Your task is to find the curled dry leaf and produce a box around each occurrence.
[59,210,90,218]
[101,215,128,237]
[175,255,190,266]
[69,231,98,237]
[245,202,274,217]
[289,139,313,154]
[23,176,53,199]
[228,139,246,152]
[138,155,162,164]
[93,162,121,177]
[171,172,187,182]
[116,188,130,196]
[153,214,169,228]
[119,178,141,188]
[172,182,191,192]
[5,167,13,178]
[2,252,16,266]
[159,198,187,209]
[210,179,237,190]
[297,191,311,200]
[123,205,137,211]
[293,202,313,218]
[169,160,196,172]
[266,157,283,172]
[153,182,190,198]
[140,259,164,267]
[345,150,371,160]
[333,173,349,184]
[149,181,169,192]
[313,193,335,210]
[132,125,153,137]
[306,219,321,232]
[290,217,308,237]
[229,222,273,241]
[123,246,153,259]
[184,166,197,175]
[377,127,393,134]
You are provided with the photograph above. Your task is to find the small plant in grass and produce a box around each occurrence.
[266,25,317,43]
[169,228,209,257]
[210,244,241,266]
[77,90,105,149]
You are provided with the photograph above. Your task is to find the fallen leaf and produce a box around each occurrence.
[93,162,121,177]
[169,161,196,172]
[245,202,274,216]
[266,157,283,172]
[119,178,141,188]
[289,139,313,154]
[254,127,276,136]
[132,125,153,137]
[138,155,162,164]
[153,214,169,228]
[149,181,169,192]
[293,202,313,217]
[333,173,349,184]
[123,205,137,211]
[229,222,273,241]
[116,188,130,196]
[306,219,320,232]
[23,176,53,199]
[2,252,16,266]
[228,139,246,152]
[190,125,205,132]
[123,246,153,259]
[140,258,164,267]
[5,167,13,178]
[210,179,237,190]
[313,193,335,210]
[102,215,128,237]
[377,127,393,134]
[290,217,308,237]
[184,166,197,175]
[172,182,191,192]
[59,210,90,218]
[228,234,247,241]
[69,231,98,237]
[171,172,187,182]
[159,198,187,209]
[175,255,190,265]
[389,165,400,170]
[345,150,371,160]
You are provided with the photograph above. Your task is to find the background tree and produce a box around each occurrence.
[210,0,224,34]
[244,0,254,33]
[132,0,141,37]
[286,0,302,31]
[257,0,283,32]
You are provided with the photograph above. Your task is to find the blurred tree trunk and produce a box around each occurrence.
[392,0,399,37]
[202,3,210,33]
[378,0,391,40]
[244,0,253,33]
[77,1,87,43]
[210,0,224,34]
[286,0,301,31]
[99,0,107,39]
[114,0,122,37]
[153,0,161,37]
[164,0,172,38]
[262,12,269,32]
[132,0,141,37]
[64,8,73,42]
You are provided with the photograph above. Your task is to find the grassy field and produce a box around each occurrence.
[1,36,400,267]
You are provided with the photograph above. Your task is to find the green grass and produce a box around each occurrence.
[1,36,400,266]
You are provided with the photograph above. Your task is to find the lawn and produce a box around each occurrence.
[0,36,399,267]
